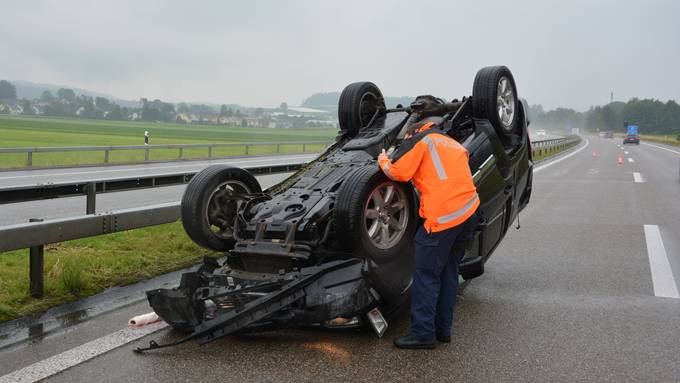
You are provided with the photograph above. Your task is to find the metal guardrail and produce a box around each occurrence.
[0,141,329,167]
[0,163,305,209]
[531,136,580,158]
[0,162,308,297]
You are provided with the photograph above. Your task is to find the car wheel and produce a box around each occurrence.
[334,165,417,264]
[472,66,519,138]
[338,82,385,138]
[181,165,261,251]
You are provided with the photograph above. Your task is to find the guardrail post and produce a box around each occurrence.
[29,218,44,298]
[104,150,109,163]
[144,148,149,162]
[86,182,96,214]
[27,151,33,167]
[302,143,307,152]
[276,144,281,153]
[245,144,250,155]
[208,146,213,158]
[179,147,183,159]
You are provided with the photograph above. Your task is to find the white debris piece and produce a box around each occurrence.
[128,312,161,326]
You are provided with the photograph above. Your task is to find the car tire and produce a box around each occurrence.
[181,165,261,251]
[472,66,520,138]
[338,82,385,137]
[334,165,417,264]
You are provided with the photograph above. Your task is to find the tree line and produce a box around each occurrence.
[529,99,680,134]
[3,79,679,133]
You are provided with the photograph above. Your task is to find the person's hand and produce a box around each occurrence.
[378,148,388,163]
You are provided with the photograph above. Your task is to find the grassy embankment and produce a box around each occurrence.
[638,134,680,147]
[0,222,213,323]
[0,115,336,169]
[612,132,680,147]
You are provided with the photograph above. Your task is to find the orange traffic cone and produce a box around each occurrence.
[617,154,624,165]
[592,150,597,158]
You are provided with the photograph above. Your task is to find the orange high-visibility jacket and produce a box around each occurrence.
[378,123,479,233]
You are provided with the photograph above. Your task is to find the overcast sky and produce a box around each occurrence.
[1,0,678,110]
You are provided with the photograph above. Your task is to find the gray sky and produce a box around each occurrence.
[1,0,678,110]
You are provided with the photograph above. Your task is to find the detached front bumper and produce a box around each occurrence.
[144,257,381,347]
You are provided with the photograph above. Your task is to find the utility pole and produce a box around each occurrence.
[610,92,613,104]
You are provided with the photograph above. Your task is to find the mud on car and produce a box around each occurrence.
[137,66,533,352]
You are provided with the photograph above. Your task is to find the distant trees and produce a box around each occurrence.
[586,98,680,134]
[0,80,17,100]
[41,90,55,102]
[141,98,175,122]
[57,88,76,102]
[21,100,33,115]
[530,98,680,134]
[95,97,110,110]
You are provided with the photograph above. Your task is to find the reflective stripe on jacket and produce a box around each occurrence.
[378,124,479,232]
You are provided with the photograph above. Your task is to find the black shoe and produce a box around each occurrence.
[436,334,451,343]
[393,335,437,349]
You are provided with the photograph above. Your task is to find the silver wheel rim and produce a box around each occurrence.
[497,76,515,129]
[205,180,250,239]
[363,181,409,249]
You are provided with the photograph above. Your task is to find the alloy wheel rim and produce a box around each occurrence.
[497,76,515,129]
[363,181,409,249]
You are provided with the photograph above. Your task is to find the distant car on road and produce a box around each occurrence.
[535,129,546,138]
[623,134,640,145]
[604,130,614,138]
[623,124,640,145]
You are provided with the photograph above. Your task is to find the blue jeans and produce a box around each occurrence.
[410,212,479,341]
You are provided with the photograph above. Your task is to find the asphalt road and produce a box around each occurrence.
[2,136,679,382]
[0,154,315,226]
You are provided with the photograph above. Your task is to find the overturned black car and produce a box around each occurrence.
[137,66,533,352]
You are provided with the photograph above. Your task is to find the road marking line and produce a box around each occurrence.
[534,139,589,173]
[628,157,634,163]
[0,321,168,383]
[0,154,316,181]
[641,142,680,155]
[643,225,680,299]
[633,172,643,183]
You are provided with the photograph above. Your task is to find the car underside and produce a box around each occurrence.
[136,65,533,352]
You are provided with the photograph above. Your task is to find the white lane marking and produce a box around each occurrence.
[624,151,629,154]
[641,142,680,155]
[633,172,644,183]
[0,321,168,383]
[0,154,316,181]
[628,157,635,163]
[643,225,680,299]
[534,139,590,173]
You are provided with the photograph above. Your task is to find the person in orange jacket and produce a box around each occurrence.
[378,119,480,349]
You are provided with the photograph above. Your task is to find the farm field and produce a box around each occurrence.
[0,115,336,168]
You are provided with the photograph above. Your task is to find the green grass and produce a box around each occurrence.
[638,134,680,147]
[0,221,215,323]
[0,115,336,168]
